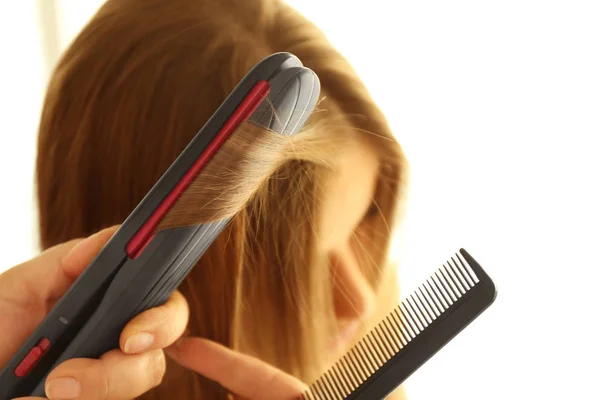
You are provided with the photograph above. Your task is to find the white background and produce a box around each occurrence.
[1,1,599,399]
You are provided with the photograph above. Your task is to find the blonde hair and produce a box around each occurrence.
[35,0,409,398]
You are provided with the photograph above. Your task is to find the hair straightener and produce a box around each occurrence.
[301,249,497,400]
[0,52,320,399]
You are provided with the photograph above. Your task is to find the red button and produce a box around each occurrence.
[38,338,51,352]
[14,338,51,377]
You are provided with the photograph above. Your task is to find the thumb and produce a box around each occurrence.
[0,226,119,312]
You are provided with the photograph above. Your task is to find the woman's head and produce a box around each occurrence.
[36,0,409,397]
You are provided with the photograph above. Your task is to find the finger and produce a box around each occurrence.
[43,349,166,400]
[0,239,80,311]
[120,290,189,354]
[60,226,120,280]
[0,225,119,310]
[0,227,120,368]
[166,337,308,400]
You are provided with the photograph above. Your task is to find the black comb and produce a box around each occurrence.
[301,248,497,400]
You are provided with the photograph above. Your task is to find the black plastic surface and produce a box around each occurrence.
[0,52,321,399]
[31,223,228,396]
[250,66,319,134]
[348,249,497,399]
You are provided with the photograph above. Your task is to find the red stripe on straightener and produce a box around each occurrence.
[126,80,270,258]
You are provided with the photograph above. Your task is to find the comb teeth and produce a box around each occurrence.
[301,251,481,400]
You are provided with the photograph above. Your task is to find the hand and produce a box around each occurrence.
[0,226,190,400]
[166,338,308,400]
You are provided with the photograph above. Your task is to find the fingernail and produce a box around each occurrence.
[46,377,81,399]
[124,332,154,354]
